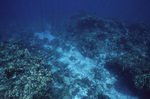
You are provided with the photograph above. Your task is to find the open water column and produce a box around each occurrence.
[0,0,150,99]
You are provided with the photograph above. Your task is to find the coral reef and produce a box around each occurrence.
[55,14,150,98]
[105,49,150,98]
[0,40,53,99]
[1,13,150,99]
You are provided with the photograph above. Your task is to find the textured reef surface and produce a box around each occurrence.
[52,14,150,98]
[0,40,54,98]
[0,14,150,99]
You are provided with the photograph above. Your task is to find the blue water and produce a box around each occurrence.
[0,0,150,99]
[1,0,150,25]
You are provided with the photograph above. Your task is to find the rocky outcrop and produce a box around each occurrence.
[105,52,150,99]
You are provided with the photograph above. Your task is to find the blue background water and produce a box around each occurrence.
[0,0,150,26]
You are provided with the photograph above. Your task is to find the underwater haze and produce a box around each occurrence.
[0,0,150,99]
[1,0,150,25]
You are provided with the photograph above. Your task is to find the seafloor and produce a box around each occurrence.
[0,14,150,99]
